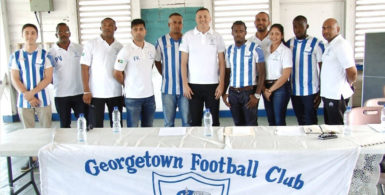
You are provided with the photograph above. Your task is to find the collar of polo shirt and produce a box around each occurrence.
[326,34,342,47]
[193,27,213,35]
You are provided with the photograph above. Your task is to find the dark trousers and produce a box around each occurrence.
[189,84,220,126]
[90,96,124,128]
[55,94,87,128]
[322,96,349,125]
[291,94,318,125]
[228,87,258,126]
[263,82,291,126]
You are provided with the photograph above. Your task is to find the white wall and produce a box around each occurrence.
[0,0,353,119]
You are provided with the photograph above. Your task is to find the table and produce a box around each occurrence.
[1,125,385,194]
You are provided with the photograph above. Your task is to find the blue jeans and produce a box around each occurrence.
[162,93,190,127]
[291,94,318,125]
[125,96,156,127]
[263,82,291,126]
[228,88,258,126]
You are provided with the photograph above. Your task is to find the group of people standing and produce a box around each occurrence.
[9,8,357,131]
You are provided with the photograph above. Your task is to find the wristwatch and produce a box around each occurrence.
[255,93,261,99]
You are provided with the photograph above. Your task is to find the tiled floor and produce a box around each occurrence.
[0,116,308,194]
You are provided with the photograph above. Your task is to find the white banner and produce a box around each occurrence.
[39,144,360,195]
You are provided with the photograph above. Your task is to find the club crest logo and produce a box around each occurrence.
[152,172,230,195]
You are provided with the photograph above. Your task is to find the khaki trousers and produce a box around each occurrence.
[17,106,52,128]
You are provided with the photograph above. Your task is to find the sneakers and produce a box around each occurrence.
[21,160,39,172]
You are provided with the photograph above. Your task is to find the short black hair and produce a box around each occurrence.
[231,21,247,30]
[56,23,69,32]
[293,15,307,24]
[169,12,182,18]
[131,19,146,29]
[101,17,116,25]
[196,7,209,14]
[257,11,270,21]
[22,23,38,34]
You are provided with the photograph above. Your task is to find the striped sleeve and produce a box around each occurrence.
[9,53,16,69]
[45,52,54,69]
[254,46,265,63]
[225,45,232,68]
[316,40,325,63]
[155,39,162,62]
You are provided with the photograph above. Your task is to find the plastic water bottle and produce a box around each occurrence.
[203,109,213,137]
[381,105,385,126]
[77,113,87,142]
[344,106,352,135]
[112,106,121,133]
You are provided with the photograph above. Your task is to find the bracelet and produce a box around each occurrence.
[254,93,261,99]
[84,91,91,94]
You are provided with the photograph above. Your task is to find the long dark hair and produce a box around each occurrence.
[269,23,285,43]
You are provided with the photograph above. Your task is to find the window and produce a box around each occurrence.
[77,0,132,45]
[213,0,270,46]
[355,0,385,63]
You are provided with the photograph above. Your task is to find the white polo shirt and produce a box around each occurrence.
[265,42,293,80]
[114,41,156,98]
[179,27,226,84]
[80,36,123,98]
[321,35,355,100]
[49,42,83,97]
[247,34,270,53]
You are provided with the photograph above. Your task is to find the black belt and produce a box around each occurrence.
[229,86,255,93]
[265,80,277,85]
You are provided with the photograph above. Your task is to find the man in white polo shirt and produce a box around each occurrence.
[114,19,156,127]
[248,12,271,53]
[49,23,86,128]
[321,18,357,125]
[180,7,226,126]
[155,13,190,127]
[81,17,124,128]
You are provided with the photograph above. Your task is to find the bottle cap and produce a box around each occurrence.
[79,113,84,117]
[114,106,118,110]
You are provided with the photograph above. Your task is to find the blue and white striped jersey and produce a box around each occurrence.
[225,41,265,88]
[286,36,325,96]
[9,48,53,108]
[155,34,182,95]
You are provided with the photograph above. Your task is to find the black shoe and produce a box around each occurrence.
[20,161,32,172]
[20,160,38,172]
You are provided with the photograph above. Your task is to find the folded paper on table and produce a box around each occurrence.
[224,127,254,136]
[319,125,343,134]
[368,124,385,133]
[276,126,305,136]
[158,127,186,136]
